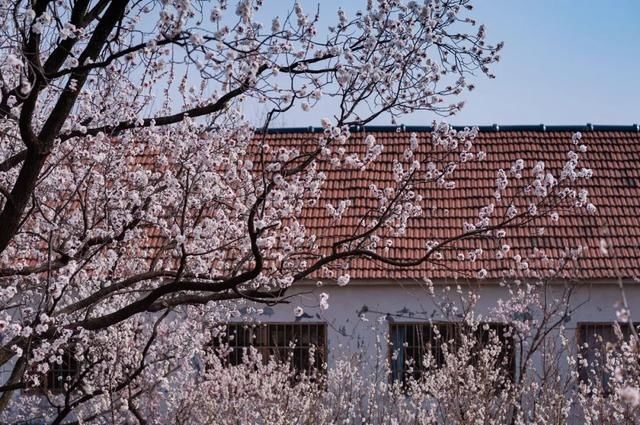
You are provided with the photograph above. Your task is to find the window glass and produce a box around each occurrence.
[38,349,79,393]
[577,322,638,393]
[213,323,326,375]
[390,322,514,385]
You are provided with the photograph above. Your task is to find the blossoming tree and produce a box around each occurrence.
[0,0,607,422]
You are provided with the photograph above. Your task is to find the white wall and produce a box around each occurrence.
[235,280,640,372]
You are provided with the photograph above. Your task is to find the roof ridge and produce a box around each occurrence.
[262,124,640,134]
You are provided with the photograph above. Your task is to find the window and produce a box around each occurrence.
[28,349,80,394]
[577,322,638,392]
[389,322,515,385]
[45,350,79,393]
[212,323,327,375]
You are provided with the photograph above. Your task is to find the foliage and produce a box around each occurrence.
[0,0,620,422]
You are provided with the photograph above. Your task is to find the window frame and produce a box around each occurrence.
[25,348,80,395]
[388,321,516,385]
[211,321,328,376]
[576,321,638,393]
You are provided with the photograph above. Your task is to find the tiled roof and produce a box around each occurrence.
[263,127,640,281]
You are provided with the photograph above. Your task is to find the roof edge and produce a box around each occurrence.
[296,277,640,287]
[263,124,640,134]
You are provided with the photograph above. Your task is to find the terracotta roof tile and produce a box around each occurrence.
[260,128,640,281]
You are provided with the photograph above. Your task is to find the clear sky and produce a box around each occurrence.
[258,1,640,127]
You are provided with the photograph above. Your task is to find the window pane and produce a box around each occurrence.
[213,323,327,376]
[390,322,515,385]
[577,322,638,393]
[45,349,79,393]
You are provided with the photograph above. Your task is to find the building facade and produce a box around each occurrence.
[224,125,640,384]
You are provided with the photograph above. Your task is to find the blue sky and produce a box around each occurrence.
[258,1,640,127]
